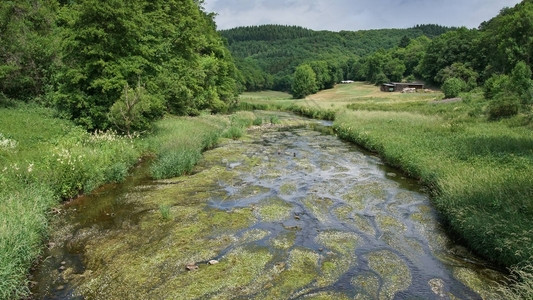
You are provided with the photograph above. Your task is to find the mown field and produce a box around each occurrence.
[240,82,533,297]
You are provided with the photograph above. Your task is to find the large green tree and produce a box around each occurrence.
[291,64,317,99]
[53,0,238,130]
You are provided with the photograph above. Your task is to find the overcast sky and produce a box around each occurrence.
[203,0,522,31]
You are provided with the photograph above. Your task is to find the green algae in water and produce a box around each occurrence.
[352,273,380,299]
[260,248,320,299]
[301,291,352,300]
[367,250,412,300]
[316,231,360,287]
[255,196,293,222]
[375,214,406,233]
[270,231,296,250]
[302,195,335,225]
[279,182,297,195]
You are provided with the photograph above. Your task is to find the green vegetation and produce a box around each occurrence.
[0,104,262,298]
[147,115,228,179]
[228,2,533,119]
[291,64,318,99]
[221,24,454,92]
[0,105,141,298]
[441,77,466,98]
[242,79,532,297]
[1,0,239,132]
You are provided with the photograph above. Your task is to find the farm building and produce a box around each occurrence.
[381,82,424,92]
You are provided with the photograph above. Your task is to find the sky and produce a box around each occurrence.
[203,0,522,31]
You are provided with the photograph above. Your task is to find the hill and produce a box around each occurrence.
[220,24,454,91]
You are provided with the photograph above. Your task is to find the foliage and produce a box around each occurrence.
[417,27,480,84]
[291,64,318,99]
[441,77,467,98]
[435,63,479,90]
[108,81,164,135]
[484,74,511,100]
[487,94,521,120]
[483,61,533,119]
[0,105,142,299]
[0,0,59,101]
[222,24,454,92]
[52,0,238,130]
[509,61,533,106]
[478,0,533,76]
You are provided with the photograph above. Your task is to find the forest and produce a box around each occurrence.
[221,24,453,92]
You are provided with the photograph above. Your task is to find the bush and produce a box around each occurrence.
[442,77,466,98]
[484,74,511,100]
[487,94,521,120]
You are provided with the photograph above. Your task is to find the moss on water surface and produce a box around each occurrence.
[32,113,505,299]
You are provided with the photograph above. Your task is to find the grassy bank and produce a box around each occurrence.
[242,84,532,296]
[147,112,256,179]
[334,110,533,267]
[0,105,142,298]
[0,106,252,299]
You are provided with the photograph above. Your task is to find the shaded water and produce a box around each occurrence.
[32,114,503,299]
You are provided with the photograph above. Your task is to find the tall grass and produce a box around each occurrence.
[0,105,142,299]
[238,101,335,121]
[146,115,228,179]
[334,110,533,267]
[146,112,256,179]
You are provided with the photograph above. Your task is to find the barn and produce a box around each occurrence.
[381,82,424,92]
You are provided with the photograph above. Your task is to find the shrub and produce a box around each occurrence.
[442,77,466,98]
[484,74,511,100]
[487,94,521,120]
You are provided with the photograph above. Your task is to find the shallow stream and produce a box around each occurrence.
[32,113,503,299]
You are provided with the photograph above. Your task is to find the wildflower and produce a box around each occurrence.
[28,163,34,173]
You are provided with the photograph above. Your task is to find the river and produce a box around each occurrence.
[31,113,503,299]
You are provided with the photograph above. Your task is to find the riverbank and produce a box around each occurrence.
[240,84,533,297]
[0,105,257,299]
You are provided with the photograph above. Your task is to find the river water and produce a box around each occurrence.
[31,113,503,299]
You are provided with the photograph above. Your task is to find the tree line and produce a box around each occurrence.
[221,24,455,93]
[222,1,533,119]
[0,0,240,132]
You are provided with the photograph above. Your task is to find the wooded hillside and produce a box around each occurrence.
[220,24,454,91]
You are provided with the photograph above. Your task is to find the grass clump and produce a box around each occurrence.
[495,264,533,299]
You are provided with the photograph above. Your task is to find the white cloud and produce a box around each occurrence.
[203,0,522,31]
